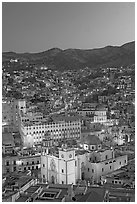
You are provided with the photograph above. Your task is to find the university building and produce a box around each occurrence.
[19,113,81,147]
[2,98,81,147]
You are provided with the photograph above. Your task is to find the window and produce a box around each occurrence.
[92,169,94,173]
[28,167,30,170]
[36,166,38,170]
[62,169,64,173]
[27,162,29,165]
[24,167,26,171]
[6,168,9,173]
[88,168,90,172]
[125,160,127,163]
[102,168,104,172]
[13,166,16,171]
[105,155,108,160]
[75,161,77,166]
[92,146,94,150]
[43,164,45,167]
[112,181,114,184]
[62,181,64,184]
[119,161,121,165]
[115,181,117,184]
[110,166,112,169]
[37,161,39,164]
[32,161,34,165]
[119,181,121,184]
[32,166,34,170]
[6,161,9,166]
[43,175,45,178]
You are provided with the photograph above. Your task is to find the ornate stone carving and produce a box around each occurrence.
[50,159,56,172]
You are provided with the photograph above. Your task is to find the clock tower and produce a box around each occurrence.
[59,148,76,185]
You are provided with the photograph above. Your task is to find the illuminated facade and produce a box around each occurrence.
[41,147,128,184]
[19,115,81,147]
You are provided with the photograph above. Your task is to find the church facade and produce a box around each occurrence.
[41,147,128,185]
[41,148,76,185]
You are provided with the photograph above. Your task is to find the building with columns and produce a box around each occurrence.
[2,98,81,147]
[18,114,81,147]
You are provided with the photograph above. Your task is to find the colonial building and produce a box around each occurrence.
[94,105,108,123]
[17,155,41,172]
[78,104,108,124]
[2,154,41,174]
[41,145,128,185]
[77,108,95,117]
[19,115,81,147]
[2,155,18,174]
[2,99,81,147]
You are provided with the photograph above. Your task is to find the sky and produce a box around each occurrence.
[2,2,135,53]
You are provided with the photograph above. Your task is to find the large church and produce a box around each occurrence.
[41,136,128,185]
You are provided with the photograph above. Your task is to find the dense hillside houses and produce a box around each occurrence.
[2,41,135,202]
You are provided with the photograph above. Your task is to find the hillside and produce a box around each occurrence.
[2,41,135,70]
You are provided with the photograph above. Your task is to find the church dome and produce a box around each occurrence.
[84,135,101,145]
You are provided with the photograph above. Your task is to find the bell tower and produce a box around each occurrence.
[59,147,76,185]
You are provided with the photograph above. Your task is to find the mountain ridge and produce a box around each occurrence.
[2,41,135,70]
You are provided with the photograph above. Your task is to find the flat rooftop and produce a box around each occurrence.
[17,183,71,202]
[75,149,89,156]
[103,169,125,178]
[3,175,34,190]
[16,195,29,202]
[25,185,40,194]
[52,115,81,122]
[17,177,34,188]
[103,163,135,180]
